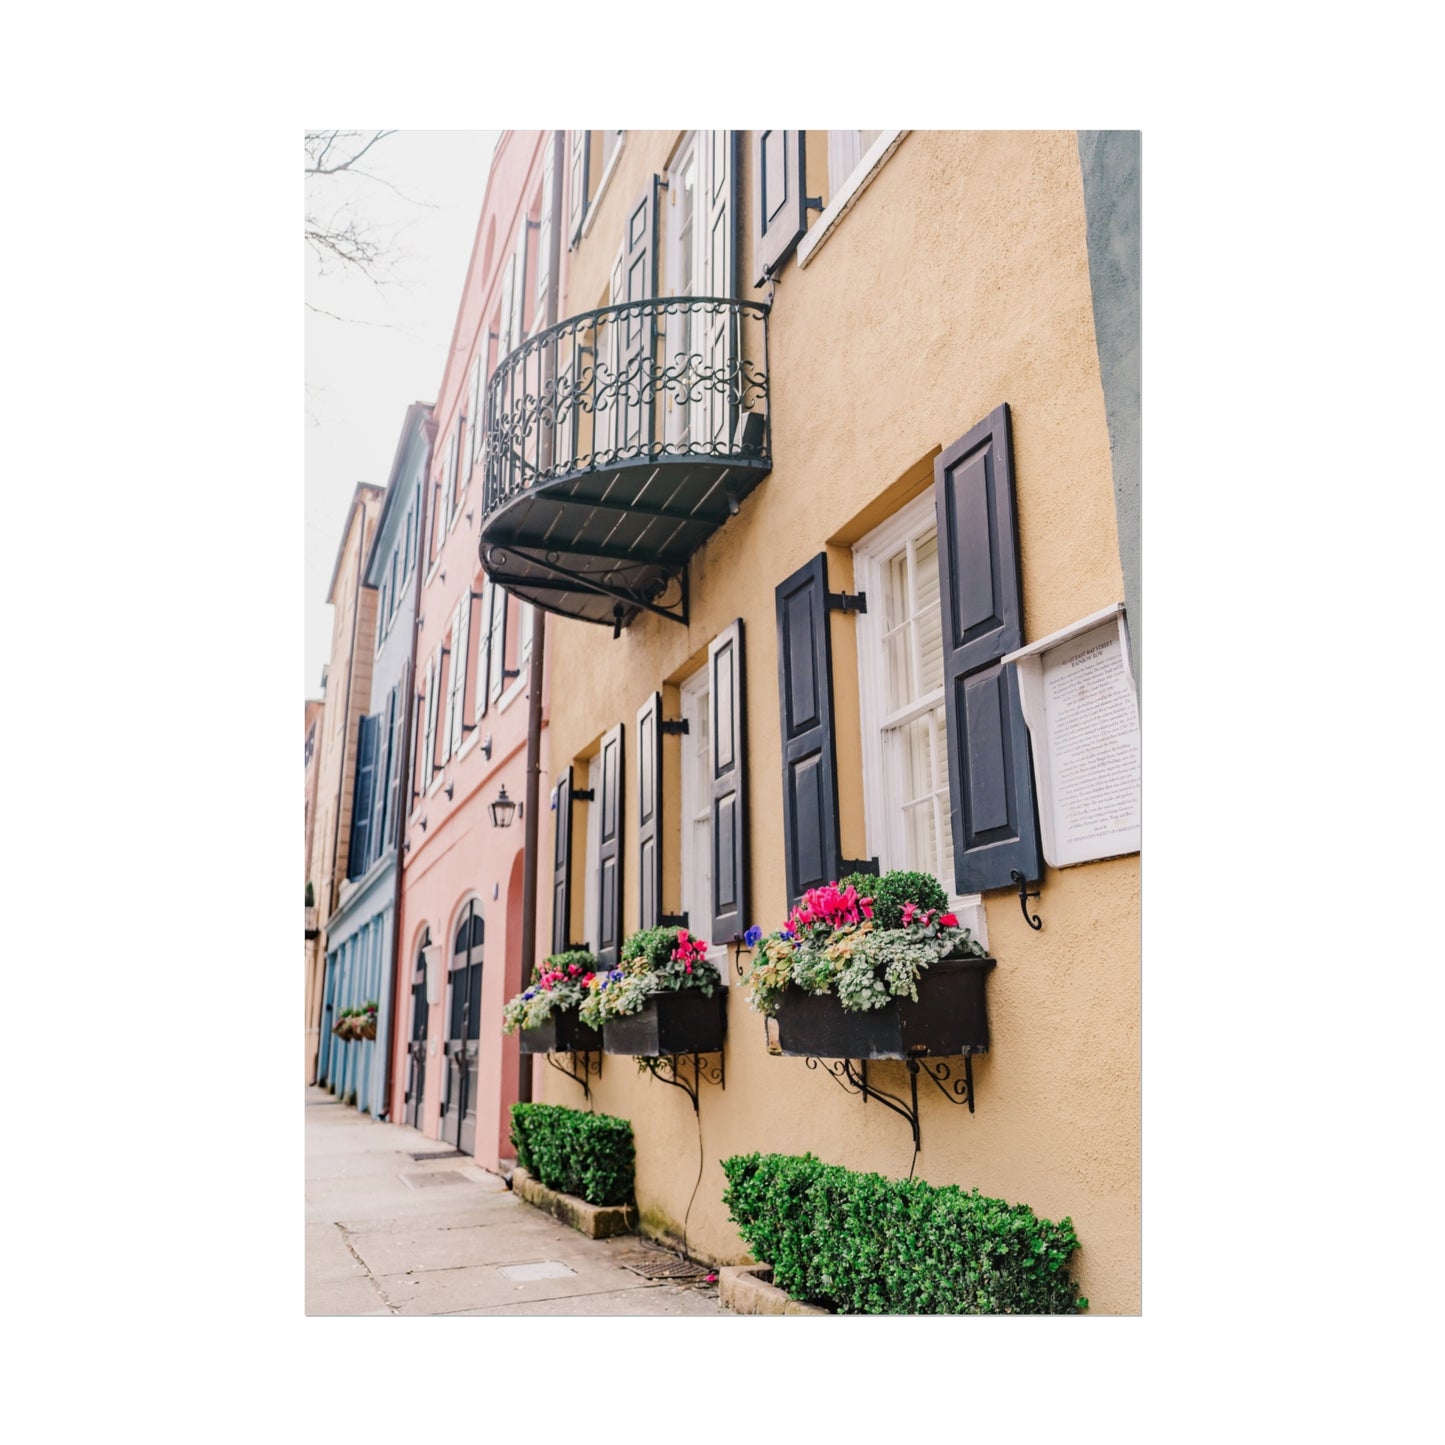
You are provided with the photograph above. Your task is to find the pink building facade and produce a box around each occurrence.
[390,132,561,1170]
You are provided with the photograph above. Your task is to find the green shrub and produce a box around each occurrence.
[721,1152,1087,1314]
[838,869,949,930]
[510,1103,635,1207]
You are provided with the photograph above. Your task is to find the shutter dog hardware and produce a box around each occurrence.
[826,590,868,614]
[1010,870,1043,930]
[659,719,689,735]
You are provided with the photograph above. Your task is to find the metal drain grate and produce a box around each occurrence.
[616,1249,712,1281]
[408,1149,465,1162]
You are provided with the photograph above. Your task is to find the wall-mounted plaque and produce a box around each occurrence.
[1001,603,1140,869]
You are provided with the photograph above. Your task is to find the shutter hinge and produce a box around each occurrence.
[827,591,868,615]
[570,788,596,803]
[659,913,689,929]
[805,195,824,212]
[502,668,521,681]
[659,719,689,735]
[840,857,879,876]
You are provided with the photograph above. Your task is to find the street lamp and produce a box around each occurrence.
[489,785,521,828]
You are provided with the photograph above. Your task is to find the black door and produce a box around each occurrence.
[441,903,484,1154]
[404,931,429,1130]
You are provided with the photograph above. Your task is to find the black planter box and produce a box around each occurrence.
[773,956,996,1059]
[519,1009,603,1055]
[601,989,727,1056]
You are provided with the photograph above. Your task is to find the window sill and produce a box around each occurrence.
[796,130,907,271]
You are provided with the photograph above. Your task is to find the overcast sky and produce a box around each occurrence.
[305,130,500,696]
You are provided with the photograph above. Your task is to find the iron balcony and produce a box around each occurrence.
[478,296,772,632]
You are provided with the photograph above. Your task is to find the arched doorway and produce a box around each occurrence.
[403,928,430,1129]
[441,900,484,1154]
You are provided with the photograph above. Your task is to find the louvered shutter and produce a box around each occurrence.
[636,693,662,930]
[568,130,590,245]
[710,619,748,942]
[535,137,557,326]
[348,714,378,877]
[551,768,574,954]
[467,356,482,476]
[449,595,470,753]
[488,583,510,702]
[595,724,625,969]
[934,402,1042,892]
[476,580,492,720]
[380,686,398,853]
[753,130,808,285]
[422,650,439,783]
[776,554,841,907]
[704,131,739,447]
[609,184,657,458]
[498,253,515,363]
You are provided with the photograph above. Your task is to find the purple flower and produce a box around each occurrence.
[744,925,763,948]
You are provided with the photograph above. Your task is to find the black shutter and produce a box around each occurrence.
[753,130,808,286]
[550,768,573,954]
[775,555,841,907]
[710,619,748,943]
[636,692,662,931]
[595,725,625,968]
[348,714,379,878]
[934,402,1043,892]
[610,184,657,458]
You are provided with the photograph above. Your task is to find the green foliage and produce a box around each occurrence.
[838,869,948,930]
[502,951,599,1033]
[579,927,721,1029]
[510,1103,635,1207]
[721,1153,1088,1315]
[742,868,986,1017]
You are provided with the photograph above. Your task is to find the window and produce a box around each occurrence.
[854,493,984,932]
[486,581,510,703]
[445,595,469,757]
[466,356,482,484]
[827,130,884,198]
[582,751,602,953]
[679,668,728,973]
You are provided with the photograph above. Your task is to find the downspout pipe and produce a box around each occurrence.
[383,421,436,1123]
[517,131,566,1107]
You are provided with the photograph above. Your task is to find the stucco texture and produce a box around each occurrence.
[541,130,1140,1313]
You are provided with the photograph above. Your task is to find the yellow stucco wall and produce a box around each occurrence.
[542,130,1140,1313]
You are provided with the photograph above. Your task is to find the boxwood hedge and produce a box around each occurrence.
[510,1103,635,1207]
[721,1152,1087,1314]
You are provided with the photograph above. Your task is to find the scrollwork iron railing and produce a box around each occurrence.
[481,296,770,518]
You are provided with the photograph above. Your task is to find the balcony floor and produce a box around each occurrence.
[478,453,772,630]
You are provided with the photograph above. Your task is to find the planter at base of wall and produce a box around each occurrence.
[601,990,727,1056]
[773,956,996,1059]
[519,1009,603,1055]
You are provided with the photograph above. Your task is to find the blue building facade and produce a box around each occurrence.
[319,402,431,1116]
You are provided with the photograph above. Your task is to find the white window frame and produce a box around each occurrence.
[580,131,626,241]
[797,129,907,271]
[678,666,728,978]
[852,492,987,947]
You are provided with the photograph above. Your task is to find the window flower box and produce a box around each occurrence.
[772,954,994,1059]
[600,989,727,1057]
[519,1008,603,1055]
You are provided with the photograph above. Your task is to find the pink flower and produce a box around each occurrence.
[902,901,918,926]
[940,913,958,927]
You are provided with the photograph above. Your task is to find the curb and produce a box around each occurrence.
[512,1167,638,1239]
[718,1263,829,1316]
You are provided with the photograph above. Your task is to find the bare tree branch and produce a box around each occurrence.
[305,130,397,177]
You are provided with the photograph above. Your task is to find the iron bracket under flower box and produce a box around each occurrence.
[601,989,727,1057]
[770,957,997,1154]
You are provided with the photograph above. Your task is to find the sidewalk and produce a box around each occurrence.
[305,1087,730,1317]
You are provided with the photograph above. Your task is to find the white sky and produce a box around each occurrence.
[305,130,500,695]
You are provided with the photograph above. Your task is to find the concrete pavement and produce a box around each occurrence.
[305,1087,730,1317]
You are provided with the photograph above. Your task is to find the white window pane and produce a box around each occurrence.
[902,800,939,878]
